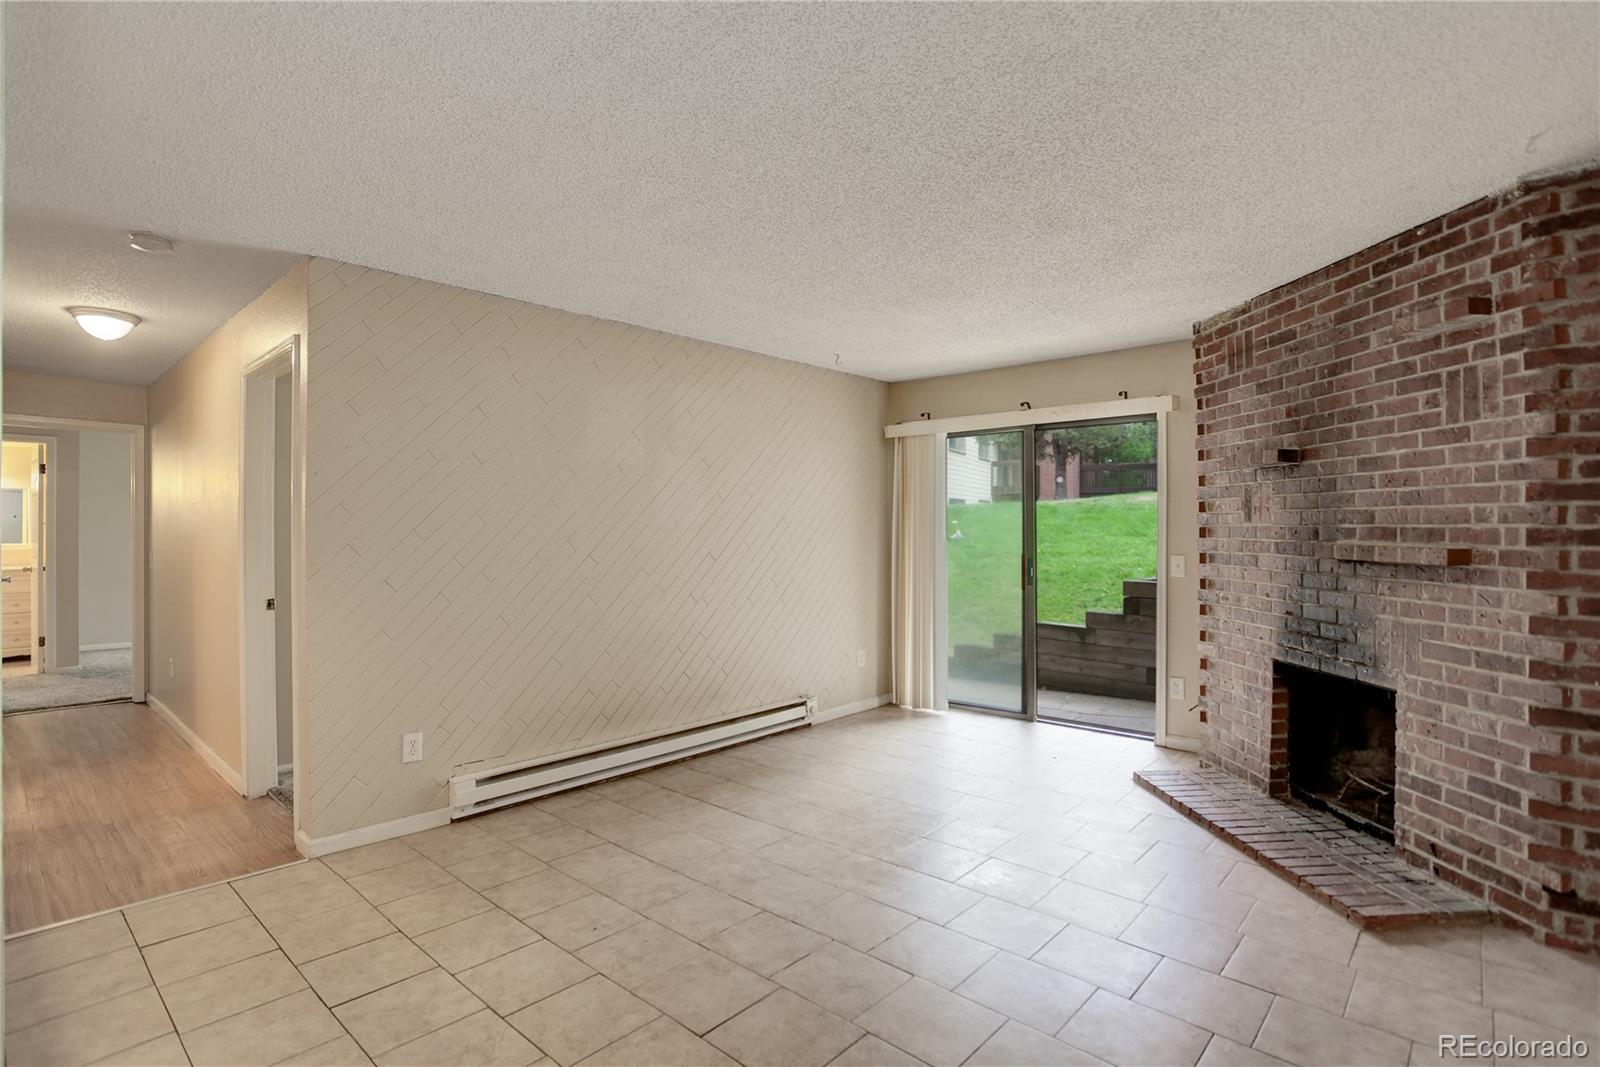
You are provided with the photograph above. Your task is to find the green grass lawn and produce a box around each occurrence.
[947,492,1157,648]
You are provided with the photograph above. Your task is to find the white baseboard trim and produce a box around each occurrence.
[80,642,133,653]
[813,692,894,725]
[146,694,246,795]
[1160,734,1204,753]
[297,694,889,860]
[297,807,452,858]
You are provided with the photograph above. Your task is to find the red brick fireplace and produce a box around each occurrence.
[1193,163,1600,950]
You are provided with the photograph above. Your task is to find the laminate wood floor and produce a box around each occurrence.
[2,701,299,933]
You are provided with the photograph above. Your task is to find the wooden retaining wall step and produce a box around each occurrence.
[1080,611,1157,633]
[1036,576,1159,701]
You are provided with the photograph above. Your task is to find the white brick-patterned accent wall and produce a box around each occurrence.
[304,260,891,836]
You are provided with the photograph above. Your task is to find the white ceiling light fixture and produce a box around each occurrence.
[128,231,174,254]
[67,306,141,341]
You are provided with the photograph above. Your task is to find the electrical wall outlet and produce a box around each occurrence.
[168,658,175,679]
[1168,676,1185,701]
[402,733,424,764]
[857,649,866,668]
[1169,555,1186,579]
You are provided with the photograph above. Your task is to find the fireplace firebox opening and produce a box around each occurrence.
[1277,661,1397,840]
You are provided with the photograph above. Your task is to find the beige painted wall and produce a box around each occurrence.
[79,431,134,650]
[886,340,1201,742]
[148,261,309,774]
[1,442,38,487]
[3,370,146,425]
[302,259,892,837]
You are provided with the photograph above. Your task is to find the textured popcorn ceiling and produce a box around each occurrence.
[5,3,1598,385]
[2,216,302,386]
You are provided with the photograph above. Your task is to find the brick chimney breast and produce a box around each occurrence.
[1191,163,1600,953]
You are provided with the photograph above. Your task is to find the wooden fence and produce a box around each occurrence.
[1080,461,1157,496]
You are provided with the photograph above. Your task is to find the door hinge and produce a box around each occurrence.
[38,462,45,475]
[37,635,46,647]
[265,598,276,611]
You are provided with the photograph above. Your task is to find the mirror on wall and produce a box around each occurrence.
[1,488,24,544]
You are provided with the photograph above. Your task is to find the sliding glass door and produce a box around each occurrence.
[944,416,1159,737]
[945,429,1032,714]
[1034,417,1159,736]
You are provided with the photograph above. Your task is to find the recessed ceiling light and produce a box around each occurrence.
[128,231,174,254]
[67,307,141,341]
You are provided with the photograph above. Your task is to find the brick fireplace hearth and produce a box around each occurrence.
[1193,163,1600,951]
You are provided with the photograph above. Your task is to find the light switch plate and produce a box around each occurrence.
[1168,677,1185,701]
[1169,555,1186,579]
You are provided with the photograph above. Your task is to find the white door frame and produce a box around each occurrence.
[3,419,148,700]
[239,337,305,837]
[1153,408,1171,749]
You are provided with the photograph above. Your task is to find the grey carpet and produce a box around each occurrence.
[3,648,133,714]
[265,786,294,816]
[266,766,294,814]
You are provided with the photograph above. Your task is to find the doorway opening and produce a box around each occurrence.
[2,439,46,686]
[945,414,1164,738]
[241,337,302,821]
[2,427,140,714]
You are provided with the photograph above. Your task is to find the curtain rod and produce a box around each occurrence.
[883,395,1179,439]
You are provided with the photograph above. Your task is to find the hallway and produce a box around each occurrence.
[3,701,299,932]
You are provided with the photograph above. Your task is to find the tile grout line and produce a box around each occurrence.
[235,869,372,1062]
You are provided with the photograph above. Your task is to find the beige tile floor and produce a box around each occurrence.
[5,706,1597,1067]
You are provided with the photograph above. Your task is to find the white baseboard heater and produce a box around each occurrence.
[447,696,815,818]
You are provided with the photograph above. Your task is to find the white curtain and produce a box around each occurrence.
[892,434,947,711]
